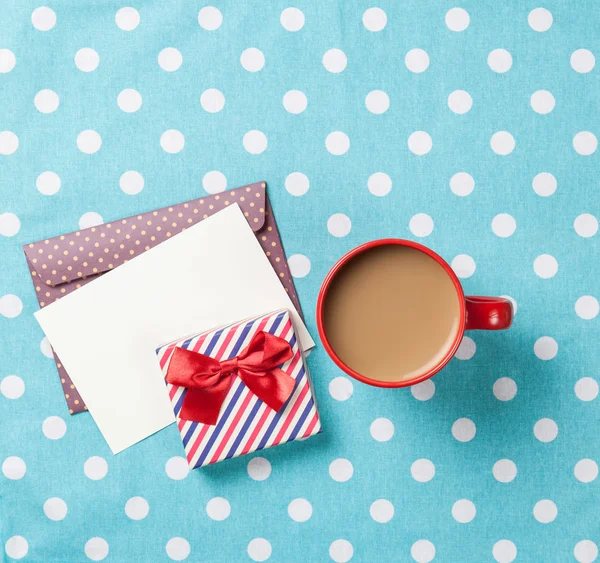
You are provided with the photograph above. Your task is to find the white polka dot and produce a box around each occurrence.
[34,89,59,114]
[42,416,66,440]
[490,131,515,155]
[493,377,517,401]
[283,90,307,114]
[4,536,28,560]
[44,497,68,521]
[411,380,435,401]
[488,49,512,73]
[445,8,470,32]
[158,47,182,72]
[115,7,140,31]
[452,499,476,523]
[0,294,22,318]
[322,49,347,73]
[362,7,387,32]
[1,375,24,399]
[202,171,227,194]
[329,458,353,482]
[493,459,517,483]
[36,171,61,195]
[571,49,595,73]
[534,337,558,360]
[411,539,436,563]
[327,214,351,237]
[198,6,222,30]
[491,214,516,237]
[326,131,350,155]
[247,457,271,481]
[75,48,99,72]
[84,456,108,480]
[200,88,225,113]
[533,499,557,523]
[206,497,230,521]
[533,254,558,279]
[530,90,555,114]
[117,89,142,113]
[77,130,102,154]
[370,418,394,442]
[247,538,271,562]
[576,296,599,319]
[165,456,189,480]
[32,7,56,31]
[243,130,268,154]
[370,499,394,523]
[288,498,312,522]
[534,418,558,442]
[449,172,474,196]
[285,172,309,196]
[166,537,190,561]
[125,496,149,520]
[493,540,517,563]
[408,131,432,155]
[528,8,553,31]
[0,131,19,155]
[365,90,390,114]
[574,214,598,238]
[411,459,435,482]
[240,48,265,72]
[329,539,353,563]
[532,172,556,197]
[79,211,104,229]
[40,336,53,358]
[455,335,476,359]
[85,537,109,561]
[448,90,472,114]
[0,49,16,73]
[288,254,311,278]
[575,459,598,483]
[451,254,476,279]
[575,378,598,402]
[119,171,144,195]
[574,540,598,563]
[405,49,429,73]
[409,213,434,237]
[452,418,476,442]
[160,129,185,154]
[2,456,26,480]
[280,8,304,32]
[500,295,518,315]
[329,377,353,401]
[367,172,391,196]
[573,131,597,155]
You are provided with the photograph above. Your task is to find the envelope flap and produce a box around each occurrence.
[23,182,267,287]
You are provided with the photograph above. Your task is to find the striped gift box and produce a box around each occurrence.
[156,309,321,468]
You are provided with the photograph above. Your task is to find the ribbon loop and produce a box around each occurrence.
[165,330,296,425]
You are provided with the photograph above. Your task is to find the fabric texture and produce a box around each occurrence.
[1,2,599,562]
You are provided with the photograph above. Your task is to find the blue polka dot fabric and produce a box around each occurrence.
[1,2,599,562]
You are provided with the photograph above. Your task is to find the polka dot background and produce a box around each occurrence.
[1,3,598,562]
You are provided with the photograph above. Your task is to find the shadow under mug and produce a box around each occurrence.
[316,238,513,388]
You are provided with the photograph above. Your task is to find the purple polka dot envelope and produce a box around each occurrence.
[23,182,303,415]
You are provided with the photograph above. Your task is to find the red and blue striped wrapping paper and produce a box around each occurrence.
[156,310,322,468]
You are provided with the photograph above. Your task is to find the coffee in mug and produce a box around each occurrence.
[317,239,512,388]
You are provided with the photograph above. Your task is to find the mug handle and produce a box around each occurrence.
[465,296,513,330]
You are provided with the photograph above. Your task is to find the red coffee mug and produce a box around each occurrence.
[316,239,513,388]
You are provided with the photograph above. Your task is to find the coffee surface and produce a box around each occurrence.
[323,245,461,382]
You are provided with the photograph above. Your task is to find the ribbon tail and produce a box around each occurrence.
[179,377,233,425]
[240,368,296,413]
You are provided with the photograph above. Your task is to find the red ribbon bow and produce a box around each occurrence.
[165,331,296,425]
